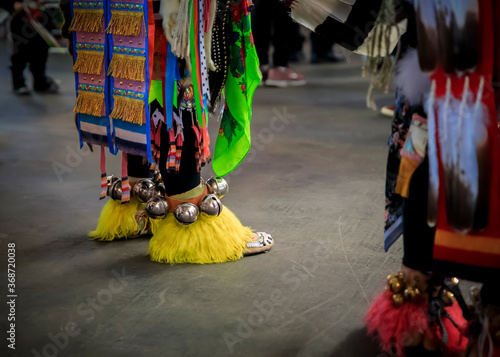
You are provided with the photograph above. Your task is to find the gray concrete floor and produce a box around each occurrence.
[0,42,420,357]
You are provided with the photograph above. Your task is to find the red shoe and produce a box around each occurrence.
[265,66,306,87]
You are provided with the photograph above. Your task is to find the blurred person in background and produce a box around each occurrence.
[1,0,59,95]
[252,0,306,87]
[310,32,344,64]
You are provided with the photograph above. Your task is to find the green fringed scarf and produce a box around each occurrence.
[212,0,261,177]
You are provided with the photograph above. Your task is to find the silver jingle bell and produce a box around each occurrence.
[151,183,166,198]
[106,175,120,186]
[145,196,169,220]
[205,177,218,195]
[107,180,122,201]
[199,194,223,216]
[174,203,199,225]
[132,179,155,203]
[205,177,229,199]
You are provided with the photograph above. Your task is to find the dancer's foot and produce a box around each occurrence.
[266,66,306,87]
[90,198,154,241]
[13,85,30,96]
[34,77,60,94]
[244,232,274,256]
[365,268,468,356]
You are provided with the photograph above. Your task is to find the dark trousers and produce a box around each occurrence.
[9,13,50,89]
[251,0,295,67]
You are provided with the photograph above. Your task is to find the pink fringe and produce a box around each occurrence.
[364,292,468,356]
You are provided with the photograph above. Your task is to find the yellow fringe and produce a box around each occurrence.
[108,54,145,81]
[106,10,144,36]
[110,95,145,125]
[148,207,253,264]
[89,197,157,241]
[89,198,139,241]
[69,9,104,33]
[74,90,105,117]
[73,50,104,75]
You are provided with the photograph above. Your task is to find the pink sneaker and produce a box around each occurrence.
[265,66,306,87]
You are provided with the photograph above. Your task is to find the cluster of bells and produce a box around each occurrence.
[386,273,458,308]
[106,175,229,225]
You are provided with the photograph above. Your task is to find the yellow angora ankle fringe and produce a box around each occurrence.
[148,207,253,264]
[89,198,140,241]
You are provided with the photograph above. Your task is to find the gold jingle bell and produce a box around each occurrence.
[387,274,397,282]
[393,294,405,308]
[441,290,455,306]
[389,277,403,294]
[404,287,420,302]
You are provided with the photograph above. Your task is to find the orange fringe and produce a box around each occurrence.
[106,11,144,36]
[110,96,144,125]
[108,54,145,81]
[73,50,104,75]
[74,90,105,117]
[69,9,104,33]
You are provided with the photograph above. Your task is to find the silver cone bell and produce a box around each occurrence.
[145,196,169,219]
[174,203,198,225]
[132,179,155,202]
[107,179,122,201]
[199,194,223,216]
[205,177,229,199]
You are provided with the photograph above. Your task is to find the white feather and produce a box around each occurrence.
[426,80,439,227]
[394,49,431,106]
[290,0,353,30]
[160,0,179,44]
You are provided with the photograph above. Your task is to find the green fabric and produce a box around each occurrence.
[212,3,261,177]
[149,80,163,106]
[173,79,178,108]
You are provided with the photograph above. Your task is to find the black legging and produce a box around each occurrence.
[128,110,200,196]
[159,111,200,196]
[402,157,436,273]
